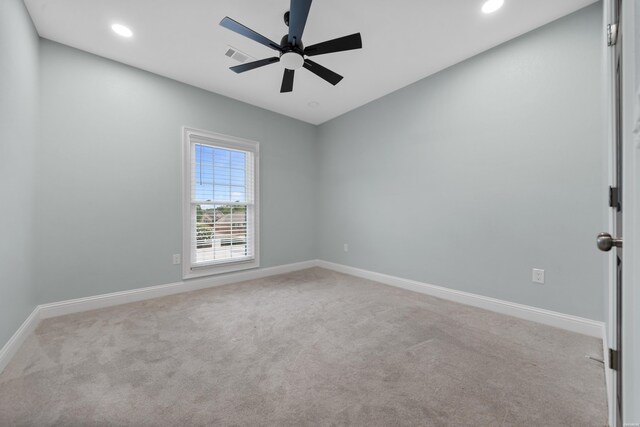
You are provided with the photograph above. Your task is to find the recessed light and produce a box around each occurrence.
[111,23,133,38]
[481,0,504,14]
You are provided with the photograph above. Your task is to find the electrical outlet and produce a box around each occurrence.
[343,243,349,252]
[173,254,181,265]
[532,268,545,284]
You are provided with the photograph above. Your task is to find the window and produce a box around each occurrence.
[183,127,259,278]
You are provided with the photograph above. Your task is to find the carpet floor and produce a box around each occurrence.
[0,268,607,426]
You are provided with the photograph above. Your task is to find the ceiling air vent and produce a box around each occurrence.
[225,46,254,64]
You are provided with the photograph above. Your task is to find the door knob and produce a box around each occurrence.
[597,232,622,252]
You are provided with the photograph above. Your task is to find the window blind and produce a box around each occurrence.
[188,135,257,271]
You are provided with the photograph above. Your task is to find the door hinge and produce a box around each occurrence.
[609,348,619,370]
[609,186,621,210]
[608,23,618,46]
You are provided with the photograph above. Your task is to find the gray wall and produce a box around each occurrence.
[0,0,39,346]
[37,40,317,302]
[316,4,606,320]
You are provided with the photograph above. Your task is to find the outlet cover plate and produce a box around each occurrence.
[532,268,545,284]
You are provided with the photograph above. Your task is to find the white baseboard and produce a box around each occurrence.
[39,260,318,319]
[316,260,604,338]
[0,307,40,374]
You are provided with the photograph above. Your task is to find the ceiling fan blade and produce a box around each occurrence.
[280,69,295,93]
[220,17,282,52]
[303,59,343,86]
[288,0,312,46]
[304,33,362,57]
[230,57,280,74]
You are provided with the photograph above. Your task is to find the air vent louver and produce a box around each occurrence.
[225,46,254,64]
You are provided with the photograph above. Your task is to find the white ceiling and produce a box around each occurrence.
[25,0,597,125]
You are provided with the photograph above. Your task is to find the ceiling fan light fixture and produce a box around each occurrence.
[481,0,504,14]
[280,52,304,70]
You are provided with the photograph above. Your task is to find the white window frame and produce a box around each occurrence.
[182,127,260,279]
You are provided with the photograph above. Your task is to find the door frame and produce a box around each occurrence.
[605,0,640,425]
[602,0,619,424]
[620,0,639,424]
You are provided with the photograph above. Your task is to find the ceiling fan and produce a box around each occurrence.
[219,0,362,93]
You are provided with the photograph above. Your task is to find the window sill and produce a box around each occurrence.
[183,258,260,279]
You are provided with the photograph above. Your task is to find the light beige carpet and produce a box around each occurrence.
[0,267,606,426]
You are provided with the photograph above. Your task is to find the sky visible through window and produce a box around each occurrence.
[194,144,246,203]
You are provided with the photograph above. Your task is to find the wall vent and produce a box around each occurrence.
[225,46,254,64]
